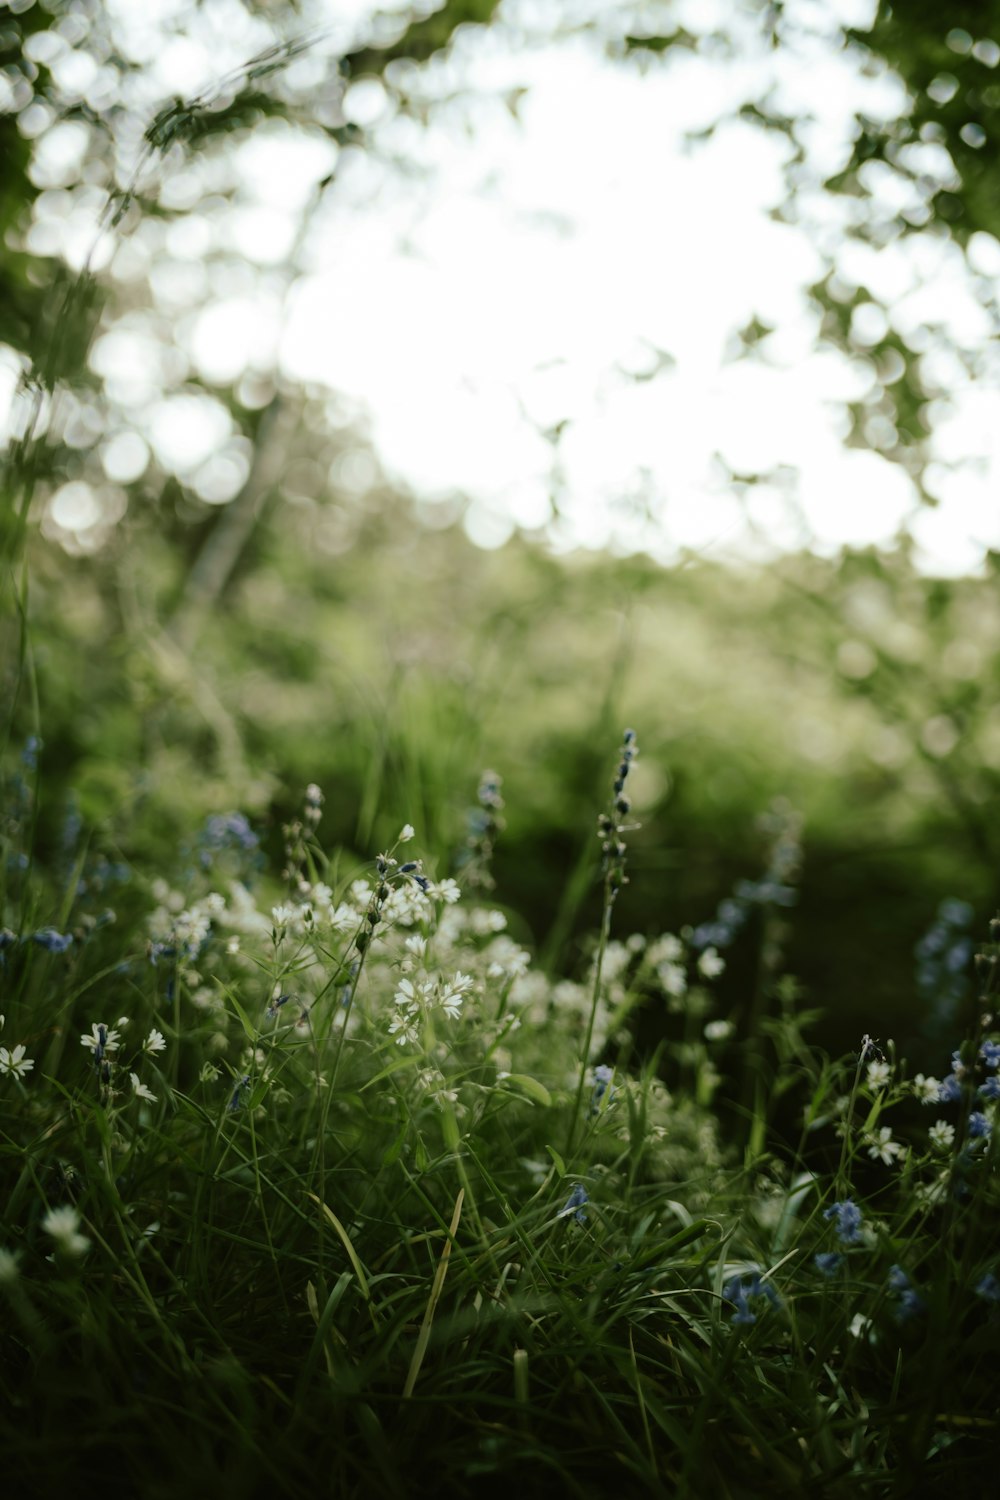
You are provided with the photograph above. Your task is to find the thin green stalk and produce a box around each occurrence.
[566,885,614,1158]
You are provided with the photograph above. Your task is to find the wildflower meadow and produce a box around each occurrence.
[4,3,1000,1495]
[2,719,998,1496]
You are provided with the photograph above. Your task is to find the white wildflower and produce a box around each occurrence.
[915,1171,950,1208]
[864,1126,903,1166]
[470,908,507,935]
[428,878,461,905]
[440,971,475,1020]
[657,960,687,998]
[175,907,211,954]
[0,1044,34,1079]
[143,1028,166,1055]
[130,1072,157,1103]
[485,937,530,980]
[42,1205,90,1257]
[704,1020,733,1042]
[866,1061,891,1090]
[80,1023,121,1055]
[912,1073,941,1105]
[928,1119,956,1150]
[647,934,684,965]
[601,942,632,983]
[697,947,725,980]
[398,823,415,843]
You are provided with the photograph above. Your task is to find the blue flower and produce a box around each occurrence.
[723,1276,756,1325]
[32,927,73,953]
[977,1076,1000,1101]
[588,1064,616,1117]
[824,1198,863,1245]
[938,1073,963,1103]
[227,1075,251,1113]
[980,1040,1000,1070]
[814,1252,844,1277]
[722,1272,780,1326]
[975,1272,1000,1303]
[562,1184,589,1225]
[967,1111,992,1139]
[886,1264,924,1319]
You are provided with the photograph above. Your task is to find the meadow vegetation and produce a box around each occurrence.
[1,699,998,1495]
[3,3,1000,1491]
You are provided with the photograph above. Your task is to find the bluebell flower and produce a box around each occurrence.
[148,941,175,966]
[227,1075,251,1113]
[938,1073,963,1103]
[975,1272,1000,1303]
[814,1252,844,1277]
[747,1272,781,1308]
[722,1273,780,1326]
[588,1064,615,1117]
[977,1076,1000,1101]
[22,736,41,770]
[980,1040,1000,1070]
[824,1198,863,1245]
[967,1111,992,1139]
[562,1184,589,1225]
[887,1265,924,1320]
[723,1276,756,1325]
[32,927,73,953]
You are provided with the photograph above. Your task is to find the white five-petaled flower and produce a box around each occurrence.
[130,1072,157,1104]
[697,947,725,980]
[80,1023,121,1054]
[865,1126,903,1166]
[0,1044,34,1078]
[657,960,687,998]
[866,1061,891,1090]
[144,1028,166,1055]
[929,1119,956,1150]
[428,878,461,904]
[912,1073,941,1105]
[439,971,474,1020]
[42,1205,90,1257]
[398,823,415,843]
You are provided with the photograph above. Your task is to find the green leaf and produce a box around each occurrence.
[500,1074,552,1107]
[545,1144,566,1178]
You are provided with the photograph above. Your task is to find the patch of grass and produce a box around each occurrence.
[1,734,997,1496]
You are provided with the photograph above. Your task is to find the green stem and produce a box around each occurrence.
[566,876,614,1158]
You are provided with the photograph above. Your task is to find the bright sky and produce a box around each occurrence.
[4,0,1000,573]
